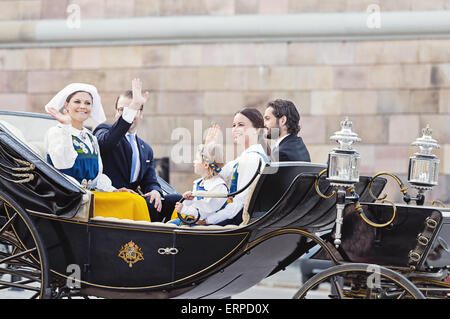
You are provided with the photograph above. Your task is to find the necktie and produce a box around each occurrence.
[127,134,138,183]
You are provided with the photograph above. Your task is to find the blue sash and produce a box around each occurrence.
[229,151,269,193]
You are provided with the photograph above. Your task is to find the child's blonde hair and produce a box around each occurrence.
[198,143,224,179]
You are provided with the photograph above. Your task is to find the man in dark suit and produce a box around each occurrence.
[93,78,181,222]
[263,99,311,162]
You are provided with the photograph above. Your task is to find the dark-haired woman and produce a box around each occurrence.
[199,107,269,226]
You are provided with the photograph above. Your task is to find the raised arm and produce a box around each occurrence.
[93,118,131,153]
[129,78,149,111]
[93,78,149,152]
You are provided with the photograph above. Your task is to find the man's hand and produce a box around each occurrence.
[143,190,162,212]
[129,78,149,111]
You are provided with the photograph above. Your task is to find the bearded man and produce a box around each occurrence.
[263,99,311,162]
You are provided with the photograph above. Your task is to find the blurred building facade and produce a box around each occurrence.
[0,0,449,203]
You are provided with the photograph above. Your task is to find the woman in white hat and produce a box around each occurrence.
[44,83,151,222]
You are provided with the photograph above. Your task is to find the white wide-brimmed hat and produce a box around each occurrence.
[44,83,106,124]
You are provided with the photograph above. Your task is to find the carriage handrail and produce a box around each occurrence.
[189,190,229,198]
[367,171,408,201]
[356,200,397,228]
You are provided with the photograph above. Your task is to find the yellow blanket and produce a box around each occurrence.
[170,209,178,221]
[92,191,151,222]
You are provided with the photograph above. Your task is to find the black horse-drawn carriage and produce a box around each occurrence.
[0,111,449,299]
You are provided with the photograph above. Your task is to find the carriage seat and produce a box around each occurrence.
[242,162,327,223]
[0,119,47,159]
[27,141,47,160]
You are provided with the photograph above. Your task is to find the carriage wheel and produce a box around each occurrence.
[293,263,425,299]
[0,192,50,299]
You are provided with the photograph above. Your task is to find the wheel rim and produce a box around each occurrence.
[0,195,49,299]
[294,263,425,299]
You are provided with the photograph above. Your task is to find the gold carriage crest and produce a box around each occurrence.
[118,241,144,268]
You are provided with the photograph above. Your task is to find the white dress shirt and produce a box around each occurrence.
[122,107,141,182]
[121,107,138,123]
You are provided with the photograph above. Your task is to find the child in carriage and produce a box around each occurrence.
[168,143,228,226]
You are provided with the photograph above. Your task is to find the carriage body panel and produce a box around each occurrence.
[27,213,251,293]
[426,212,450,268]
[339,203,445,270]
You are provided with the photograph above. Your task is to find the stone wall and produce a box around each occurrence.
[0,0,449,204]
[2,0,449,20]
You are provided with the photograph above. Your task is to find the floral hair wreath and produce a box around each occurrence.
[200,151,222,173]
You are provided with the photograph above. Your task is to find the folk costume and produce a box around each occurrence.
[168,175,228,226]
[206,143,269,226]
[44,83,150,222]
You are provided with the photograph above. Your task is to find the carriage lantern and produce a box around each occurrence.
[327,118,361,248]
[408,124,440,191]
[327,117,361,187]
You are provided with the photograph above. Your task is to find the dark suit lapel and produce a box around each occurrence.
[273,135,292,155]
[278,134,295,147]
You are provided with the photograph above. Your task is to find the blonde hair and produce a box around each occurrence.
[198,143,224,179]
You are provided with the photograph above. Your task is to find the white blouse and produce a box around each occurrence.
[205,143,267,225]
[44,123,115,192]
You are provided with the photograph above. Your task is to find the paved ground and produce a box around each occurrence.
[0,284,327,299]
[232,261,329,299]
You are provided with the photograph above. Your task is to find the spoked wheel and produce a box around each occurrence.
[0,193,50,299]
[293,263,425,299]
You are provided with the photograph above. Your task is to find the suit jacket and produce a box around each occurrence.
[272,134,311,162]
[93,117,162,195]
